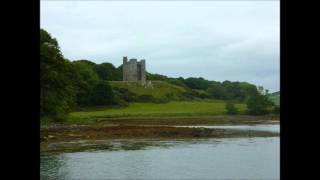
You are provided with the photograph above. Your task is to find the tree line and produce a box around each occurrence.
[40,29,278,120]
[41,29,122,120]
[147,74,265,102]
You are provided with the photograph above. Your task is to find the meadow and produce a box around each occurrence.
[62,101,247,125]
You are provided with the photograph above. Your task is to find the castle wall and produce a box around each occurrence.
[139,60,146,84]
[122,57,146,83]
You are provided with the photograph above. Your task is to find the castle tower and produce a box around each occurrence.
[138,59,146,84]
[122,57,146,84]
[123,56,128,64]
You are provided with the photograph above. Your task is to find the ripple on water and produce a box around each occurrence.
[41,136,279,180]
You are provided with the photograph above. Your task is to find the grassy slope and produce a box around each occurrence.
[109,80,186,99]
[62,81,249,125]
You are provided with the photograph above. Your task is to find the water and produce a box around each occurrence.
[41,124,280,180]
[176,124,280,133]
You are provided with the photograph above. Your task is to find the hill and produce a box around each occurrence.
[41,28,279,123]
[110,80,187,101]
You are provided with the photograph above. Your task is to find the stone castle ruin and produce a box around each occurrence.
[122,57,146,84]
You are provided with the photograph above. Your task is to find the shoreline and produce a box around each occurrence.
[41,125,279,153]
[42,114,280,128]
[40,115,279,152]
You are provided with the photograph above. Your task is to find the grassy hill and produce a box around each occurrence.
[42,80,279,126]
[110,80,187,100]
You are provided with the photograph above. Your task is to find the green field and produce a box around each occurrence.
[65,101,247,124]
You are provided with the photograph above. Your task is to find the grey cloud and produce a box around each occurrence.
[41,1,279,92]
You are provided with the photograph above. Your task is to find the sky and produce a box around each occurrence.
[40,0,280,92]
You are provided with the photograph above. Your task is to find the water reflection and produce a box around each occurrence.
[41,137,279,179]
[40,154,67,180]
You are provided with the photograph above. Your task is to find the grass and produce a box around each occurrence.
[41,100,280,127]
[65,101,247,124]
[109,80,186,99]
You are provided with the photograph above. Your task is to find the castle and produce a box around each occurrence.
[122,56,146,84]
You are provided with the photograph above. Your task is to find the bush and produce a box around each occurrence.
[226,102,238,115]
[246,93,272,115]
[89,81,115,106]
[273,105,280,114]
[113,87,138,102]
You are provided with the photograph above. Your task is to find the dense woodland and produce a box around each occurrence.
[40,29,278,120]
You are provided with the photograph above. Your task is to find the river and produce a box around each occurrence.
[41,124,280,180]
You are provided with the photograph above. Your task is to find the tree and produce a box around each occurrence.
[246,93,273,115]
[40,29,75,119]
[207,83,228,99]
[72,60,99,106]
[184,77,211,90]
[94,62,122,81]
[226,102,238,115]
[221,81,246,101]
[239,82,259,101]
[89,81,115,106]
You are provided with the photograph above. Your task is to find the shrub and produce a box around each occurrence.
[89,81,115,106]
[226,102,238,115]
[273,105,280,114]
[246,93,272,115]
[113,87,138,102]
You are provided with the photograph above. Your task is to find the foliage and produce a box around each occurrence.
[113,87,138,102]
[71,60,99,106]
[221,81,245,100]
[146,72,261,103]
[146,73,169,81]
[246,93,274,115]
[94,62,122,81]
[183,77,211,90]
[40,29,121,121]
[273,105,280,114]
[40,29,76,119]
[206,82,228,99]
[41,28,275,121]
[89,81,115,106]
[226,102,238,115]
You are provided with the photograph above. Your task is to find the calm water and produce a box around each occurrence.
[176,124,280,133]
[41,124,279,180]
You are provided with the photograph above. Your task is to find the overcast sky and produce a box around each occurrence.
[41,1,280,92]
